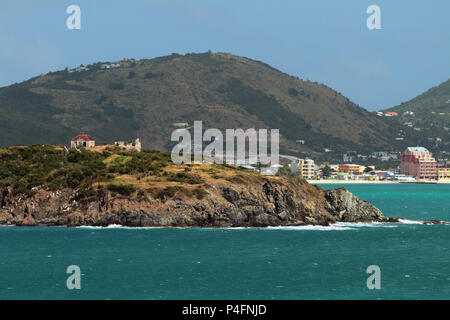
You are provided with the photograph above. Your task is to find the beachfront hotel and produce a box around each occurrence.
[400,147,438,180]
[438,168,450,181]
[338,164,363,174]
[290,159,315,180]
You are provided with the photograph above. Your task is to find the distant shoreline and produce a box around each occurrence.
[308,180,450,184]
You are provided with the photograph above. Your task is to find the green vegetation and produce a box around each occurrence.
[0,51,429,156]
[363,166,373,173]
[218,78,348,149]
[0,145,108,197]
[0,145,170,200]
[154,186,184,200]
[107,183,136,196]
[153,185,208,202]
[288,88,298,96]
[166,172,204,184]
[144,72,158,79]
[0,145,257,206]
[40,79,92,91]
[385,78,450,152]
[276,164,297,177]
[321,165,333,178]
[108,80,125,90]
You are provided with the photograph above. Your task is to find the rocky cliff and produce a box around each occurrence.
[0,145,386,227]
[0,178,385,227]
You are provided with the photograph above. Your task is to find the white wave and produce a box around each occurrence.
[398,219,450,226]
[265,225,354,231]
[334,222,397,228]
[105,224,130,229]
[335,222,381,227]
[76,224,164,230]
[265,221,402,231]
[221,227,249,230]
[398,219,424,224]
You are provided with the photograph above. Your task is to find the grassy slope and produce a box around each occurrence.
[0,145,270,204]
[0,52,421,156]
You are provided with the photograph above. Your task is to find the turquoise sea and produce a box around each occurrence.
[0,184,449,300]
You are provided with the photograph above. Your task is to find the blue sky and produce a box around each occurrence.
[0,0,449,110]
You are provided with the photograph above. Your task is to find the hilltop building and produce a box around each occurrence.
[70,134,95,149]
[400,147,437,180]
[114,138,142,152]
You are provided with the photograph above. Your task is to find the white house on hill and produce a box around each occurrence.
[71,134,96,149]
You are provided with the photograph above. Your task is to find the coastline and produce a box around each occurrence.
[308,180,450,184]
[308,180,396,184]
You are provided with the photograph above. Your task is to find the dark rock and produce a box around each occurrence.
[0,178,386,228]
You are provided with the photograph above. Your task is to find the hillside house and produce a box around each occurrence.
[114,138,142,152]
[172,122,189,128]
[100,63,121,69]
[71,135,95,149]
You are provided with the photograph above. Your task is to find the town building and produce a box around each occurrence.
[371,151,399,161]
[438,168,450,181]
[338,164,362,174]
[343,154,354,163]
[114,138,142,152]
[172,122,189,128]
[100,63,121,69]
[70,134,95,149]
[290,159,315,179]
[400,147,437,180]
[394,174,416,182]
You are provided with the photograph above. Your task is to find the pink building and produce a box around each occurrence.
[400,147,437,180]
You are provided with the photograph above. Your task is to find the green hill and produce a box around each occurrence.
[0,52,422,157]
[384,78,450,151]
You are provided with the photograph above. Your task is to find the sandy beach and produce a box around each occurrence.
[308,180,397,184]
[308,180,450,184]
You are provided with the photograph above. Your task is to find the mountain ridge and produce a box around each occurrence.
[0,51,422,157]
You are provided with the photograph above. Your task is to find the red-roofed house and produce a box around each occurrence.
[71,134,95,149]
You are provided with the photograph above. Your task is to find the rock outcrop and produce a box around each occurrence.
[0,178,386,227]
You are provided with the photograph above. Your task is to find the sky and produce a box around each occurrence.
[0,0,449,110]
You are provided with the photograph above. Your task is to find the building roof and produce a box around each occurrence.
[407,147,427,153]
[71,134,95,142]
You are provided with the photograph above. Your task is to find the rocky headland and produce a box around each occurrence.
[0,145,387,227]
[0,182,386,227]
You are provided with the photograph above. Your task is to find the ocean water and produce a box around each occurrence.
[0,183,449,300]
